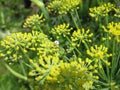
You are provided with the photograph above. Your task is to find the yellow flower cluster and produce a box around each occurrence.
[29,54,60,81]
[0,31,58,63]
[89,3,115,21]
[23,14,45,29]
[52,23,73,39]
[47,0,81,14]
[29,57,96,90]
[71,28,93,45]
[0,32,33,62]
[114,6,120,18]
[106,22,120,35]
[56,60,94,90]
[87,45,112,66]
[103,22,120,42]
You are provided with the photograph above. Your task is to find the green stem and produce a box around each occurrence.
[73,50,77,58]
[111,39,115,79]
[84,0,89,14]
[98,17,104,38]
[31,0,49,20]
[75,9,82,28]
[83,41,89,50]
[112,41,120,76]
[105,16,108,25]
[74,47,82,56]
[99,67,108,81]
[29,85,34,90]
[106,65,110,81]
[63,56,70,62]
[79,0,83,13]
[116,68,120,76]
[0,11,5,24]
[19,60,27,77]
[19,46,30,61]
[21,61,33,69]
[59,15,64,23]
[70,12,79,29]
[66,36,82,56]
[37,25,43,33]
[98,61,108,81]
[5,63,27,81]
[116,49,120,76]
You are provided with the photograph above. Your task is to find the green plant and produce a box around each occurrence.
[0,0,120,90]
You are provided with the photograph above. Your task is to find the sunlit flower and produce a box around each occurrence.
[0,31,58,63]
[114,6,120,18]
[52,23,73,39]
[47,0,81,15]
[29,54,60,82]
[87,45,112,59]
[71,28,93,44]
[23,14,45,29]
[87,45,112,66]
[29,57,96,90]
[102,22,120,42]
[89,3,115,21]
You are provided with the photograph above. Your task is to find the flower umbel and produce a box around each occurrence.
[23,14,45,29]
[29,57,95,90]
[52,23,73,39]
[89,3,115,21]
[114,6,120,18]
[87,45,112,59]
[0,31,58,63]
[71,28,93,45]
[87,45,112,66]
[47,0,81,15]
[29,54,60,82]
[102,22,120,42]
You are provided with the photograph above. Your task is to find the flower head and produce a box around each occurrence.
[89,3,115,21]
[29,54,60,81]
[57,60,94,90]
[52,23,73,39]
[87,45,112,59]
[29,58,95,90]
[47,0,62,14]
[71,28,93,45]
[0,32,33,62]
[114,6,120,18]
[0,31,58,63]
[102,22,120,42]
[23,14,45,29]
[47,0,81,15]
[87,45,112,66]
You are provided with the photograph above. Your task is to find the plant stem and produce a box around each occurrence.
[19,46,30,61]
[5,63,27,81]
[106,65,110,81]
[38,25,43,33]
[116,48,120,76]
[19,60,27,77]
[70,12,79,29]
[31,0,49,20]
[99,67,108,81]
[21,61,33,69]
[66,36,82,56]
[83,41,89,50]
[105,16,108,25]
[111,39,115,79]
[75,9,82,28]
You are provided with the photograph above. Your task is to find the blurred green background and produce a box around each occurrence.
[0,0,34,89]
